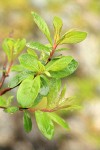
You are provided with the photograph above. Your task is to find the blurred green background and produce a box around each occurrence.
[0,0,100,150]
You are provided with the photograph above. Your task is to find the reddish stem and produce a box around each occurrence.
[46,43,57,64]
[0,57,7,89]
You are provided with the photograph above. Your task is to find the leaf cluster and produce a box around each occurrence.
[0,12,87,140]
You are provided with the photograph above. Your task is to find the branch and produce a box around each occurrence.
[0,106,58,113]
[46,43,57,64]
[0,84,19,96]
[0,43,57,95]
[0,57,8,89]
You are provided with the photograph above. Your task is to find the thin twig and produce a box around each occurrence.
[0,84,20,96]
[0,105,57,113]
[0,56,8,89]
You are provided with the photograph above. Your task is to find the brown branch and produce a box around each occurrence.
[0,57,8,89]
[0,57,13,89]
[0,84,20,96]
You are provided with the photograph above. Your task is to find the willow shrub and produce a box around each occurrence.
[0,12,87,140]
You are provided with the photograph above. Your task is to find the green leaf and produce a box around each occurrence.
[11,65,25,72]
[0,96,7,107]
[46,56,73,71]
[57,96,81,111]
[17,76,40,108]
[4,106,19,114]
[26,42,51,52]
[58,30,87,44]
[27,48,38,59]
[31,12,52,45]
[19,53,39,72]
[53,16,63,42]
[9,71,34,88]
[47,79,61,105]
[50,59,78,78]
[2,38,26,61]
[2,38,15,62]
[35,111,54,140]
[13,39,26,58]
[37,61,45,73]
[48,113,70,130]
[23,110,32,133]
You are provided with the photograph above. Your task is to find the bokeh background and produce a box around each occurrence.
[0,0,100,150]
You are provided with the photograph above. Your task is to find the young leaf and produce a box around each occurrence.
[37,61,45,73]
[48,113,70,130]
[2,38,15,62]
[4,106,19,114]
[47,79,61,105]
[26,42,51,52]
[23,111,32,133]
[13,39,26,58]
[44,71,51,78]
[53,16,63,42]
[17,76,40,108]
[58,30,87,44]
[46,56,73,71]
[2,38,26,61]
[50,59,78,78]
[31,12,52,44]
[35,111,54,140]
